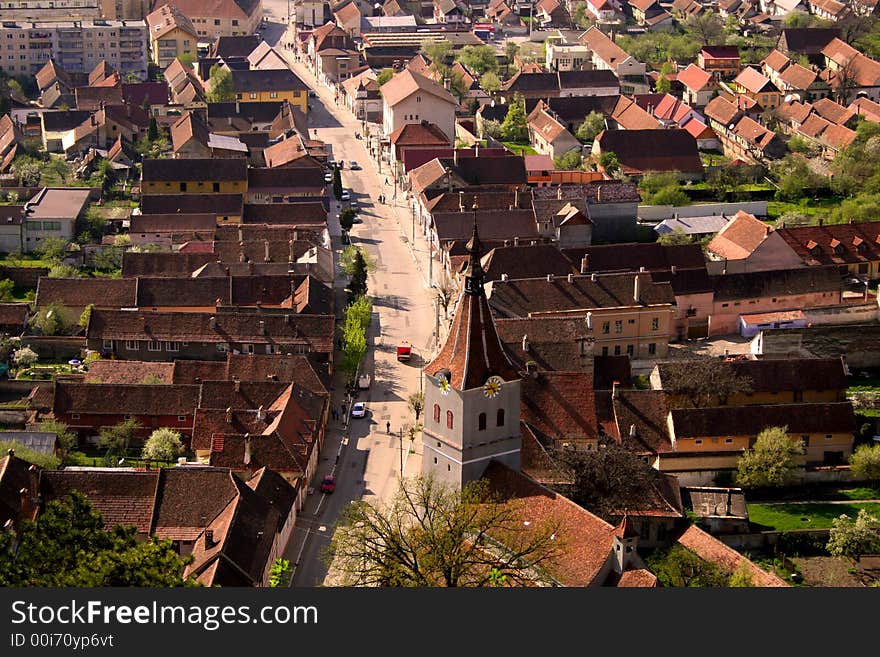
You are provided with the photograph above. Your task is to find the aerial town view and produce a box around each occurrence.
[1,0,880,590]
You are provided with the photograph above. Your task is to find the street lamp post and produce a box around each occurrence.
[398,427,404,474]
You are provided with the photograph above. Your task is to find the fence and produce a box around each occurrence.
[637,201,769,222]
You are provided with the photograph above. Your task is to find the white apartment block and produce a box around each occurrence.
[0,19,148,78]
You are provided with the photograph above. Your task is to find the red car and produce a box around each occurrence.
[320,475,336,494]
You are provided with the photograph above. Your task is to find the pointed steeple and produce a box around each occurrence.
[424,197,519,391]
[463,197,485,297]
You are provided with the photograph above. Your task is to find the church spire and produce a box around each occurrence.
[464,197,484,296]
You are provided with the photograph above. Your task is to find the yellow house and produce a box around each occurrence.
[651,357,849,408]
[230,69,309,113]
[140,158,248,195]
[146,4,198,69]
[668,402,856,466]
[487,272,676,360]
[733,66,782,109]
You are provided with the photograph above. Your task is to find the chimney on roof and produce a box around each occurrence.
[580,254,589,274]
[234,379,241,393]
[591,272,597,282]
[225,406,232,423]
[264,239,271,262]
[671,265,676,274]
[522,334,529,352]
[243,433,252,465]
[513,236,519,246]
[204,529,215,549]
[209,316,217,328]
[257,405,266,421]
[612,380,619,399]
[546,274,553,282]
[764,224,770,237]
[629,424,637,439]
[597,185,603,203]
[459,190,465,212]
[501,273,509,281]
[238,226,243,241]
[586,311,593,331]
[475,142,479,158]
[259,320,265,335]
[289,239,295,263]
[567,273,574,283]
[633,273,641,303]
[514,187,519,208]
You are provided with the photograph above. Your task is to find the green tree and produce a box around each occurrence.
[849,444,880,485]
[325,476,561,587]
[98,418,142,464]
[12,346,38,367]
[376,68,395,88]
[47,263,82,278]
[148,115,159,141]
[728,561,754,587]
[449,70,470,104]
[332,164,343,201]
[346,247,369,300]
[480,118,501,139]
[554,149,583,171]
[736,426,804,488]
[0,278,14,302]
[0,492,193,586]
[572,2,594,29]
[455,45,498,75]
[346,294,373,331]
[422,41,452,78]
[647,184,690,206]
[38,419,78,463]
[340,245,376,277]
[407,391,424,422]
[35,236,69,263]
[142,428,184,463]
[11,155,42,186]
[500,93,528,142]
[176,52,196,67]
[206,64,234,103]
[826,509,880,558]
[505,40,520,77]
[657,228,694,246]
[645,545,729,587]
[576,111,605,143]
[599,151,619,174]
[269,557,292,587]
[771,155,822,202]
[684,13,724,45]
[339,208,356,232]
[655,74,671,94]
[0,440,59,469]
[79,303,95,331]
[707,164,745,201]
[339,311,367,382]
[44,157,69,184]
[480,71,502,93]
[29,302,68,336]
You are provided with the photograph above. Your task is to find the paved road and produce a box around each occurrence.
[258,16,439,586]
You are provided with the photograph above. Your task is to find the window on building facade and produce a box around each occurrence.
[125,340,138,350]
[602,321,610,334]
[651,317,659,330]
[148,340,161,351]
[478,413,486,430]
[626,344,633,356]
[165,341,179,352]
[497,409,505,427]
[446,410,454,430]
[648,343,656,355]
[433,404,440,423]
[615,320,622,333]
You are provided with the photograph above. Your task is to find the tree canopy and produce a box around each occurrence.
[455,45,498,75]
[576,111,605,143]
[325,476,561,586]
[500,93,528,142]
[142,428,185,462]
[736,426,804,488]
[0,492,193,586]
[205,64,234,103]
[826,509,880,558]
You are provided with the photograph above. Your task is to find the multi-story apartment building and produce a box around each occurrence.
[2,0,151,21]
[0,19,148,78]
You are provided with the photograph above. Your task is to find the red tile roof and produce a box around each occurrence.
[707,210,772,260]
[677,64,713,92]
[677,525,789,586]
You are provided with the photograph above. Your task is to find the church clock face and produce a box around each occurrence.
[483,376,503,399]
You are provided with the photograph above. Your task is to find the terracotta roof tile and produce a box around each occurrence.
[84,360,175,385]
[707,210,772,260]
[677,525,789,586]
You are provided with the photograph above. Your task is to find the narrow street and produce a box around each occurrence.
[259,14,439,586]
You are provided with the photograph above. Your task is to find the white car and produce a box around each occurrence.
[340,190,350,202]
[350,402,366,418]
[358,373,371,389]
[324,172,332,183]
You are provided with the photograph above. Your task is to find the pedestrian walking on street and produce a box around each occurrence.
[386,421,391,434]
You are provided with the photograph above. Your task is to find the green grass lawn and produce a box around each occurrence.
[747,502,880,531]
[500,141,538,156]
[767,197,844,220]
